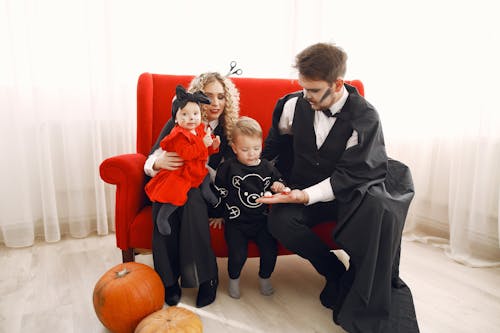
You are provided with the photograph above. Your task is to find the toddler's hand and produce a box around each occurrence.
[271,181,288,193]
[203,129,214,147]
[212,135,221,150]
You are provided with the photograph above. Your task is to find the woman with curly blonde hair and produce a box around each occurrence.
[144,72,240,309]
[188,72,239,142]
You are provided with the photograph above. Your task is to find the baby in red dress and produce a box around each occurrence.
[145,85,220,234]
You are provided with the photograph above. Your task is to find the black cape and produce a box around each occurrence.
[263,85,419,332]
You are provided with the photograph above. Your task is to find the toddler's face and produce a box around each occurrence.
[176,102,202,131]
[231,134,262,166]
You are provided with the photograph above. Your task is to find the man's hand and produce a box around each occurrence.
[256,189,309,205]
[153,151,184,171]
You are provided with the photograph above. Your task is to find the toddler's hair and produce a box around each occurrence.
[231,116,263,141]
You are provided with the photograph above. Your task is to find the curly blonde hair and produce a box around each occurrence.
[188,72,240,141]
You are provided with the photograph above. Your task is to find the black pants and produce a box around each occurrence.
[224,218,278,279]
[267,201,345,278]
[152,188,218,288]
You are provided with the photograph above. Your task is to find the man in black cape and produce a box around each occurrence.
[257,42,419,332]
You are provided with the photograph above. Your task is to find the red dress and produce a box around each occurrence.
[145,124,217,206]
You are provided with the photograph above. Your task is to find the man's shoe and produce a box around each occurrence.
[332,267,356,324]
[320,276,340,309]
[196,278,218,308]
[165,282,181,306]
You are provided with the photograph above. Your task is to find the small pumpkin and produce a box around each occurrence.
[93,262,165,333]
[134,306,203,333]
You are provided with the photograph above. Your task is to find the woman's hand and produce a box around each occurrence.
[209,217,224,229]
[153,151,184,171]
[256,189,308,205]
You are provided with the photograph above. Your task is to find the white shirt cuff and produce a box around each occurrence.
[303,178,335,205]
[144,148,163,177]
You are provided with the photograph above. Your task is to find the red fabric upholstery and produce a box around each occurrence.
[99,73,364,262]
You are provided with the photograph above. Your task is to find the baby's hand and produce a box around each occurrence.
[203,130,214,147]
[212,135,221,150]
[271,181,289,193]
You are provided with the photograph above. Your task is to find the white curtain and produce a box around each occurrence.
[1,0,499,266]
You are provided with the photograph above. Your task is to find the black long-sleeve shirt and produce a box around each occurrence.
[213,158,283,223]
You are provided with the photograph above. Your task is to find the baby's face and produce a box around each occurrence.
[176,102,202,131]
[231,134,262,166]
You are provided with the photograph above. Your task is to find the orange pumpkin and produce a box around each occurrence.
[134,307,203,333]
[93,262,165,333]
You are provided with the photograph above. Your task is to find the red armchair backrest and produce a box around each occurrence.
[136,73,364,156]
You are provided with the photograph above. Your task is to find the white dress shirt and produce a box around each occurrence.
[277,86,358,205]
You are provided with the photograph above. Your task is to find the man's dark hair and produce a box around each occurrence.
[294,43,347,83]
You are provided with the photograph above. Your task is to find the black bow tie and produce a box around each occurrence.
[322,109,336,117]
[322,109,347,120]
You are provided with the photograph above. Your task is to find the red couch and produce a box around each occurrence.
[99,73,364,262]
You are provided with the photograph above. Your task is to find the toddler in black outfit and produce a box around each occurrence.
[212,116,290,298]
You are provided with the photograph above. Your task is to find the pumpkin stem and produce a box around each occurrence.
[116,268,129,278]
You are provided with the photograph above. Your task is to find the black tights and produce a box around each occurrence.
[224,220,277,279]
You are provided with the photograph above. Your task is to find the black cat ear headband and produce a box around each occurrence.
[172,85,211,118]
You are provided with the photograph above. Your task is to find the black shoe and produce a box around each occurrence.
[165,282,181,306]
[320,256,348,309]
[320,276,340,309]
[332,267,356,324]
[196,278,218,308]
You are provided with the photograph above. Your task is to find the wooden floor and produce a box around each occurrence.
[1,234,499,333]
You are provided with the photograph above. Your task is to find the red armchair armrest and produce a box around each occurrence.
[99,153,148,250]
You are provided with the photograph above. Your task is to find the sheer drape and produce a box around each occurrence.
[1,0,499,266]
